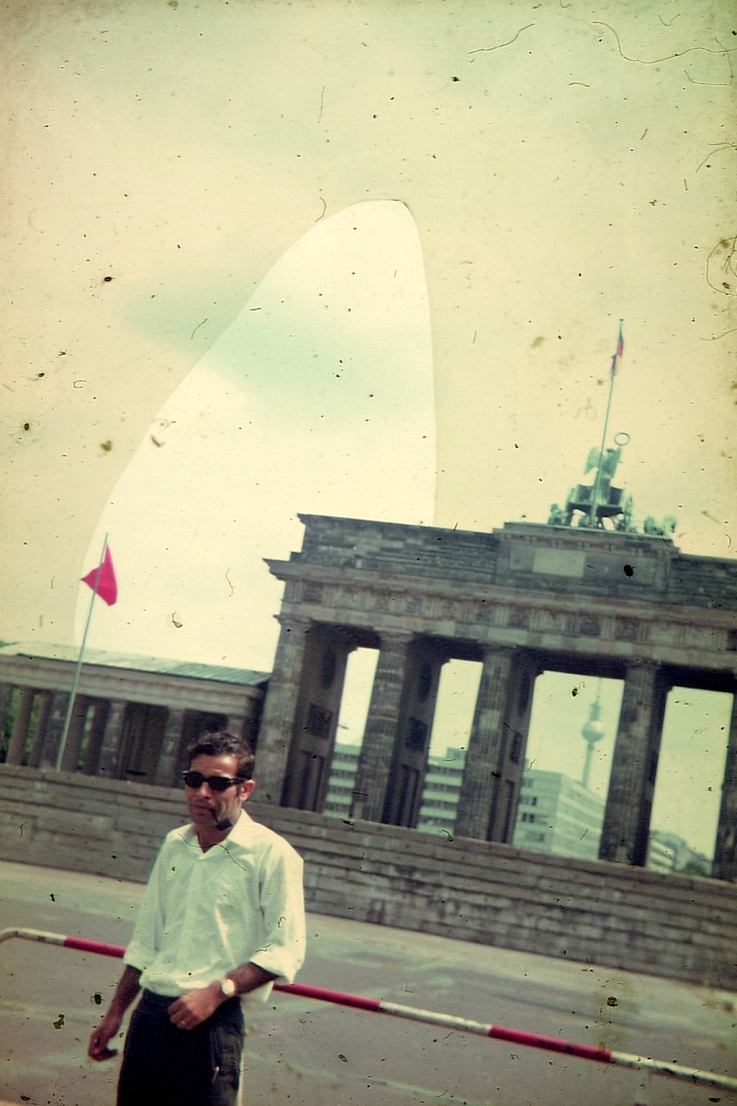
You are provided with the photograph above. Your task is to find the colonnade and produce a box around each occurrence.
[0,683,248,788]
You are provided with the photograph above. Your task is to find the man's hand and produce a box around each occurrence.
[88,1010,123,1062]
[168,982,224,1030]
[88,964,140,1061]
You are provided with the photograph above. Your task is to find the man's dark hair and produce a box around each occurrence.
[186,730,255,781]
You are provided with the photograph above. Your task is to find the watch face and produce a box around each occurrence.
[221,977,236,998]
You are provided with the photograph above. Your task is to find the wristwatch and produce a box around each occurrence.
[219,976,237,999]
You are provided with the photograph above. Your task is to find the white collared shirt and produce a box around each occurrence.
[123,809,306,999]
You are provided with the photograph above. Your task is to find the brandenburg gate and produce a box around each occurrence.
[255,508,737,881]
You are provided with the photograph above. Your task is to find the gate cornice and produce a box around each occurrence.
[266,557,737,629]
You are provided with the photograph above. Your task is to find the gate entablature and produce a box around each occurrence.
[265,518,736,675]
[289,513,737,611]
[256,514,737,880]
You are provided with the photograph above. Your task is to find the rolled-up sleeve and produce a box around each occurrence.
[249,843,306,984]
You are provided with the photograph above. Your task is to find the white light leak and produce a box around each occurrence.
[75,202,435,670]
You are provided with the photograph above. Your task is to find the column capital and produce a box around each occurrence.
[623,658,661,675]
[275,613,313,629]
[480,644,517,661]
[376,630,414,649]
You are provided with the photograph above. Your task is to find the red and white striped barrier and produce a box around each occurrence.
[2,927,736,1095]
[0,928,127,960]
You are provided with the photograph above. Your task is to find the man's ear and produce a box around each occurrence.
[239,779,257,803]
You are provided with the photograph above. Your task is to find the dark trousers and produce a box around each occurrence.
[117,990,245,1106]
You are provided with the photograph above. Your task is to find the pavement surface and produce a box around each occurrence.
[0,859,735,1106]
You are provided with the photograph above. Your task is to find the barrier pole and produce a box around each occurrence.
[2,928,736,1094]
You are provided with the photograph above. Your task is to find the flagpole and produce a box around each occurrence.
[588,321,622,527]
[55,534,109,772]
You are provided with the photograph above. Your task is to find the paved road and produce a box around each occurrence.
[0,859,735,1106]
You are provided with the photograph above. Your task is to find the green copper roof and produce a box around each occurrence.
[0,642,270,688]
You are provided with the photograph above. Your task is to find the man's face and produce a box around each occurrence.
[184,752,256,829]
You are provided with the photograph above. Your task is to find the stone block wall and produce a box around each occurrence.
[1,764,734,989]
[296,514,501,584]
[667,556,737,610]
[293,514,737,610]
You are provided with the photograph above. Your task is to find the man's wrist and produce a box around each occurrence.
[215,977,237,1002]
[218,977,235,1004]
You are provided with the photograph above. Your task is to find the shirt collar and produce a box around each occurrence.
[182,807,255,849]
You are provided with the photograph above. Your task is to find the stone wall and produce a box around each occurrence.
[2,764,734,989]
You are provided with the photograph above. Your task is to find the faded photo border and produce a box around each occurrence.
[1,2,737,1098]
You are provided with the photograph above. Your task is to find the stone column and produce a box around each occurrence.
[39,691,71,768]
[27,691,54,768]
[97,700,129,778]
[280,626,356,813]
[6,687,36,765]
[239,700,263,749]
[0,683,14,742]
[599,662,668,866]
[81,700,111,775]
[381,639,448,828]
[154,707,187,787]
[454,649,515,839]
[350,633,412,822]
[253,616,311,805]
[712,688,737,882]
[226,714,247,739]
[59,697,90,773]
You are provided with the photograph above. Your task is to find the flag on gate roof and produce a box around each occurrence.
[81,545,118,606]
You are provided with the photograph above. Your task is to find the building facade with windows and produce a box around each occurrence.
[324,741,609,858]
[513,770,605,861]
[416,747,467,835]
[324,743,467,836]
[646,828,711,876]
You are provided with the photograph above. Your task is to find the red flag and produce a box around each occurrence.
[81,546,118,606]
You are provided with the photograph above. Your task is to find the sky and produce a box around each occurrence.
[71,199,435,668]
[1,0,735,860]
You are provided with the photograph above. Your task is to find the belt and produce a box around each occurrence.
[141,989,179,1006]
[141,988,240,1009]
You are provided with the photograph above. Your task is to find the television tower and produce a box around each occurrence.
[581,692,605,790]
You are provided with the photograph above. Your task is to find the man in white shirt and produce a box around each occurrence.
[88,730,306,1106]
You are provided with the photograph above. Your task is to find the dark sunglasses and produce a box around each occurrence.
[182,771,244,792]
